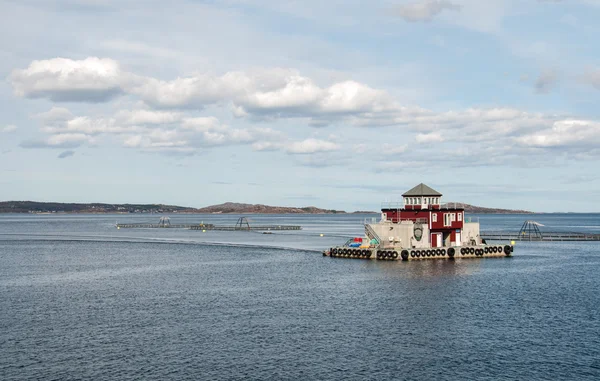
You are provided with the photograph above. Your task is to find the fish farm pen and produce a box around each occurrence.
[481,220,600,242]
[116,217,301,231]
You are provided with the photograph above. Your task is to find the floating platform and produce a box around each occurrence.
[481,220,600,241]
[190,225,300,231]
[116,223,205,229]
[481,232,600,241]
[116,217,301,231]
[116,223,301,231]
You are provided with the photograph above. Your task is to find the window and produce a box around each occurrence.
[451,213,456,222]
[444,213,451,226]
[458,213,462,221]
[432,214,437,222]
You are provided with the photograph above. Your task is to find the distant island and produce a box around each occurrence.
[0,201,532,214]
[0,201,346,214]
[193,202,345,214]
[441,203,532,214]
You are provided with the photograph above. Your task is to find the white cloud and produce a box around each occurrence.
[64,117,139,135]
[115,109,182,125]
[395,0,461,22]
[181,117,225,132]
[21,133,96,149]
[35,107,74,123]
[129,70,259,109]
[123,135,145,148]
[36,108,182,136]
[26,105,289,155]
[39,114,140,135]
[10,58,404,127]
[9,57,125,102]
[286,138,340,154]
[415,132,444,143]
[252,141,283,151]
[381,143,408,154]
[2,125,17,133]
[130,68,399,124]
[47,133,96,147]
[239,74,322,113]
[516,120,600,148]
[118,117,286,153]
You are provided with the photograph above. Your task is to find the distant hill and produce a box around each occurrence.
[0,201,197,214]
[0,200,531,214]
[0,201,345,214]
[195,202,345,214]
[443,202,532,214]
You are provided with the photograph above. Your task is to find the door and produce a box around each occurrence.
[431,233,438,248]
[455,231,461,246]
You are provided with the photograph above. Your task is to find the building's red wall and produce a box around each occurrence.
[430,211,464,230]
[382,209,464,230]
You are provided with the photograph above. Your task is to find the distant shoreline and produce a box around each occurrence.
[0,200,547,214]
[1,211,596,215]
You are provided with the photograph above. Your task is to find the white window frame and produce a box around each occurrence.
[432,213,437,223]
[458,213,462,221]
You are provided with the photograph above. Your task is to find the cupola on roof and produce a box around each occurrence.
[402,183,442,197]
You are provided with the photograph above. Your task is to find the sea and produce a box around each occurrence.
[1,213,599,380]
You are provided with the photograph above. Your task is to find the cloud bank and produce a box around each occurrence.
[9,56,600,167]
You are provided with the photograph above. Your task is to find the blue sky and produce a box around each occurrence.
[1,0,600,213]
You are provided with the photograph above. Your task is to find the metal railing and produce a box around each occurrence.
[381,202,403,209]
[381,202,467,210]
[365,223,382,244]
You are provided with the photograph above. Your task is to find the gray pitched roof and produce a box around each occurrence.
[402,183,442,197]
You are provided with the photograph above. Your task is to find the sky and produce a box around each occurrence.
[1,0,600,213]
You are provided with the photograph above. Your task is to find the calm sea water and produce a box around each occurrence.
[1,213,599,380]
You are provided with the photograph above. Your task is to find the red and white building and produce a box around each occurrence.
[371,183,481,249]
[326,183,514,260]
